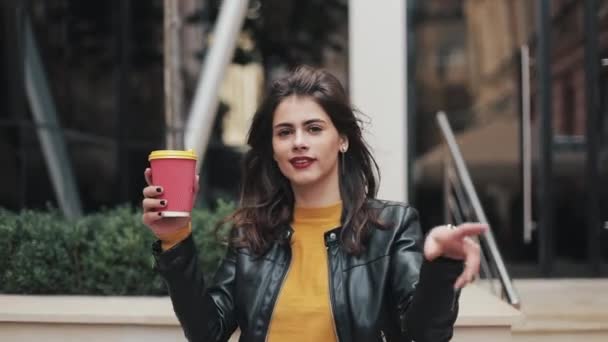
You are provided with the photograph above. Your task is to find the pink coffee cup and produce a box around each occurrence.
[148,149,197,217]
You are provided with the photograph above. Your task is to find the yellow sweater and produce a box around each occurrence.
[267,202,342,342]
[160,203,342,341]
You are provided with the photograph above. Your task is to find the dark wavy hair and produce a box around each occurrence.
[224,66,382,255]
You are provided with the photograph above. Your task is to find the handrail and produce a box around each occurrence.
[436,111,520,308]
[444,166,498,294]
[446,163,503,295]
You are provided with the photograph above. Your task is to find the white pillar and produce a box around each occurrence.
[349,0,408,202]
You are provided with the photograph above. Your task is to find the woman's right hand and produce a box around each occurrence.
[141,167,199,239]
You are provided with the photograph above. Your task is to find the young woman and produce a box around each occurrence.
[141,66,486,342]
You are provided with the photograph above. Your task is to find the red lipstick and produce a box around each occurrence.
[289,157,315,169]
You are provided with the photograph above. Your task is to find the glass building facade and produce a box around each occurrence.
[409,0,608,276]
[1,0,606,277]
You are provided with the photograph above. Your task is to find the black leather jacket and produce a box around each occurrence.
[153,200,464,342]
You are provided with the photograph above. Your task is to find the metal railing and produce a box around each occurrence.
[437,111,520,308]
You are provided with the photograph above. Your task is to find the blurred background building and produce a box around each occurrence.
[410,0,607,277]
[1,0,606,278]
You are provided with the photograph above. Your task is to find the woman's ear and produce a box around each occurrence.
[339,135,349,152]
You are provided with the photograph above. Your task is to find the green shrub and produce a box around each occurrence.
[0,201,235,295]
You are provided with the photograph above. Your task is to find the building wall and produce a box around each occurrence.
[465,0,608,137]
[464,0,535,123]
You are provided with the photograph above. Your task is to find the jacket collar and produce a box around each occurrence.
[279,225,342,247]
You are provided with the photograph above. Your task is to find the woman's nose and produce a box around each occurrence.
[292,130,309,151]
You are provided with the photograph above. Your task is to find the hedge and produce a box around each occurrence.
[0,201,235,295]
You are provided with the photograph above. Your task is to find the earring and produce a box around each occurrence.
[340,148,346,175]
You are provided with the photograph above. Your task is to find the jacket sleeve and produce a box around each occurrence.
[153,234,238,342]
[389,207,464,342]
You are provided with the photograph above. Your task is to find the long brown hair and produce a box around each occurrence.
[224,66,382,255]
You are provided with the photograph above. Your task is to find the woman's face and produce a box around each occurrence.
[272,96,347,190]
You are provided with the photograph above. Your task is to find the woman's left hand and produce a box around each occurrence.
[423,223,488,289]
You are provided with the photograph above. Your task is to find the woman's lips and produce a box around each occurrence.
[290,157,315,169]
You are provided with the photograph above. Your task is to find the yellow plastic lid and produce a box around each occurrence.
[148,149,197,161]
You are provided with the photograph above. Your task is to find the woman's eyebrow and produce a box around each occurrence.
[303,118,326,125]
[273,118,326,129]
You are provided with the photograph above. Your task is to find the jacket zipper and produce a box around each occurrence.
[327,244,341,342]
[265,248,292,342]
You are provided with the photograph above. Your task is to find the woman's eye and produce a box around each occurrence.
[277,129,291,137]
[308,126,322,133]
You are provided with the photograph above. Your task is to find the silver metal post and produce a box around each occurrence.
[184,0,250,173]
[24,17,82,219]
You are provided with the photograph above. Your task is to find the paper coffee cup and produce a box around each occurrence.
[148,149,197,217]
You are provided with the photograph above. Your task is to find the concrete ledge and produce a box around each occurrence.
[456,284,522,327]
[4,279,606,341]
[0,323,184,342]
[452,285,522,341]
[1,284,522,341]
[0,295,179,325]
[511,279,608,340]
[0,296,184,342]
